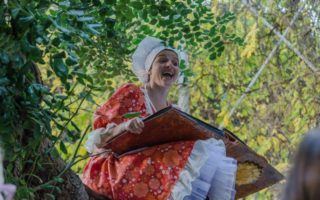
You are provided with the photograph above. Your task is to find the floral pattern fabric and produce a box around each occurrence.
[82,84,196,200]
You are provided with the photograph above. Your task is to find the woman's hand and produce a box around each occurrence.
[96,118,144,148]
[123,117,144,134]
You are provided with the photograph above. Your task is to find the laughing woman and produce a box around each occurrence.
[82,37,237,200]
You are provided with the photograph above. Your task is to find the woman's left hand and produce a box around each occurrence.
[123,117,145,134]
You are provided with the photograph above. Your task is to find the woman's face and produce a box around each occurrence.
[149,50,179,88]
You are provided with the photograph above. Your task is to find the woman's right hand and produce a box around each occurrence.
[123,117,144,134]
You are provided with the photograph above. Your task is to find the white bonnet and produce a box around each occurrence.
[132,36,180,83]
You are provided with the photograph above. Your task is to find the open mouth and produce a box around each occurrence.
[161,71,174,78]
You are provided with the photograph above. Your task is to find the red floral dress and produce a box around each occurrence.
[82,83,196,200]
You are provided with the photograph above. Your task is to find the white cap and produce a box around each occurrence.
[132,36,179,83]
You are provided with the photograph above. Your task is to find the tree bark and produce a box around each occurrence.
[38,139,89,200]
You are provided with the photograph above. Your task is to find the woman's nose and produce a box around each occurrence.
[164,60,174,67]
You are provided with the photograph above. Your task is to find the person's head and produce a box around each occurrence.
[283,128,320,200]
[148,49,179,88]
[132,36,180,88]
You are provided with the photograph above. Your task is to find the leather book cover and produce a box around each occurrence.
[104,106,284,198]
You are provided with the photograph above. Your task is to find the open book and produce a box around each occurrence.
[104,106,283,198]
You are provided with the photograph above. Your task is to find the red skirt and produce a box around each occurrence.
[82,141,195,200]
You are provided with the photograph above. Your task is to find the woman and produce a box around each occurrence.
[82,37,237,200]
[283,128,320,200]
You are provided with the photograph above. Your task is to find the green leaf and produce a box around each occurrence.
[66,57,78,66]
[68,10,85,16]
[150,6,159,16]
[20,38,33,53]
[55,94,67,100]
[87,24,103,29]
[50,148,60,159]
[54,177,64,183]
[179,59,186,70]
[209,26,217,36]
[212,36,221,43]
[204,42,212,49]
[209,52,217,60]
[51,58,68,82]
[140,25,151,33]
[171,29,179,35]
[183,68,193,77]
[123,112,141,119]
[59,141,68,154]
[181,9,191,16]
[0,52,10,64]
[160,9,170,17]
[59,1,70,7]
[182,26,190,33]
[0,78,10,86]
[71,121,81,132]
[131,2,143,9]
[217,46,225,54]
[52,52,66,58]
[214,41,224,48]
[52,37,61,47]
[19,16,34,23]
[150,18,157,24]
[77,16,94,22]
[50,18,71,34]
[86,25,100,35]
[220,25,226,33]
[11,8,21,18]
[234,37,244,45]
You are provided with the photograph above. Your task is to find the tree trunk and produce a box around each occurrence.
[19,64,90,200]
[38,139,89,200]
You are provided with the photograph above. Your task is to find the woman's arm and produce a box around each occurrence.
[86,83,145,153]
[95,117,144,149]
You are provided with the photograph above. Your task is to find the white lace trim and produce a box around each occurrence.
[208,157,237,200]
[84,123,116,153]
[168,139,219,199]
[141,86,155,115]
[171,104,181,110]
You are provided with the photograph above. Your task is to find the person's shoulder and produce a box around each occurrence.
[118,83,141,91]
[115,83,141,93]
[111,83,142,98]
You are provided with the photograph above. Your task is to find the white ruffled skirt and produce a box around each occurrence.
[169,138,237,200]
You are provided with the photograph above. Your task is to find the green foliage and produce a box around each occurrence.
[123,112,142,119]
[0,0,242,198]
[189,1,320,199]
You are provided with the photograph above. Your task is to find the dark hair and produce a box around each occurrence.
[283,128,320,200]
